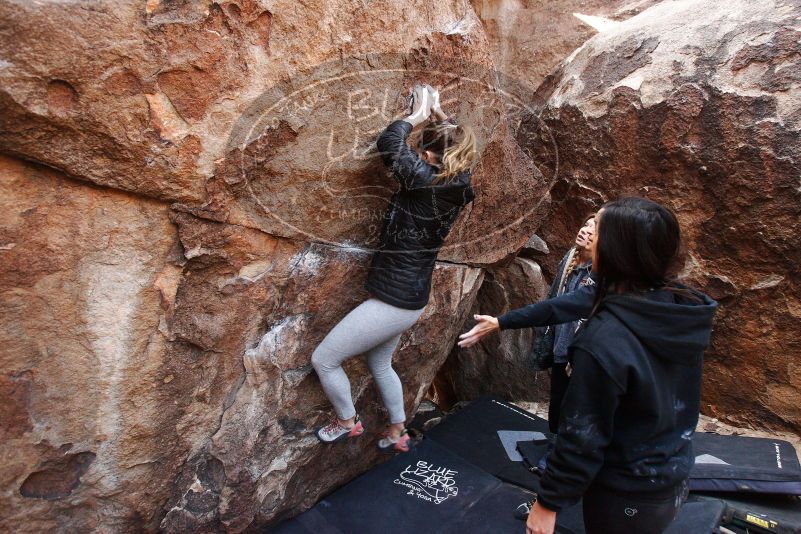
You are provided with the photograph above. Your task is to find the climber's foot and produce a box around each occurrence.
[377,428,412,453]
[316,414,364,443]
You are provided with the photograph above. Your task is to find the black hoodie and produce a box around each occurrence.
[536,287,718,512]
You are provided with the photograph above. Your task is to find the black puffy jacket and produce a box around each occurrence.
[365,120,475,309]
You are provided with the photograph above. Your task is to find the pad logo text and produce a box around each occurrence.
[394,460,459,504]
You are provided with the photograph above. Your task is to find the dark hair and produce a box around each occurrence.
[419,120,477,183]
[591,197,690,313]
[420,120,453,156]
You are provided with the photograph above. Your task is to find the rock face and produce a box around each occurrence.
[521,0,801,433]
[435,257,550,407]
[0,0,548,266]
[471,0,663,94]
[3,0,801,531]
[0,0,544,532]
[0,152,484,532]
[0,155,180,532]
[159,250,482,531]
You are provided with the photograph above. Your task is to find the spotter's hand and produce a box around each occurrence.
[457,314,500,348]
[526,501,557,534]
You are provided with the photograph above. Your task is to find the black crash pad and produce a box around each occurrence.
[692,492,801,533]
[515,427,801,497]
[269,438,586,534]
[422,397,727,533]
[690,433,801,494]
[425,396,550,491]
[269,403,728,534]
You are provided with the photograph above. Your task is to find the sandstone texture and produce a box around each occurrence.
[0,150,484,532]
[1,155,180,531]
[435,257,550,407]
[521,0,801,432]
[471,0,662,94]
[0,0,541,531]
[0,0,548,266]
[2,0,801,531]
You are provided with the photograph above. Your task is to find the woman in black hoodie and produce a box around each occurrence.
[461,198,717,534]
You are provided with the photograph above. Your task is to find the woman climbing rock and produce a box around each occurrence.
[312,85,477,453]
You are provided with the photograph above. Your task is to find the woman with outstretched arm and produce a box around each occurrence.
[459,217,596,472]
[470,199,718,534]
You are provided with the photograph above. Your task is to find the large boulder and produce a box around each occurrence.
[0,0,549,266]
[521,0,801,433]
[0,155,182,531]
[0,153,484,532]
[5,0,798,531]
[159,219,483,530]
[471,0,663,93]
[0,0,547,531]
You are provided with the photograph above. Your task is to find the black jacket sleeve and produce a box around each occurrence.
[497,281,596,330]
[376,120,432,190]
[536,347,623,512]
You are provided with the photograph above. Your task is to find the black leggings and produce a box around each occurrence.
[548,363,570,434]
[582,480,689,534]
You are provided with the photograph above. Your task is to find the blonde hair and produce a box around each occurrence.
[420,121,478,184]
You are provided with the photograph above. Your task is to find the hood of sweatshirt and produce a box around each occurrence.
[602,287,718,366]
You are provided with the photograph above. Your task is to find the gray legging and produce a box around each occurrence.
[312,298,426,424]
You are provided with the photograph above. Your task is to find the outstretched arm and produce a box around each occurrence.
[497,281,596,330]
[457,282,596,348]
